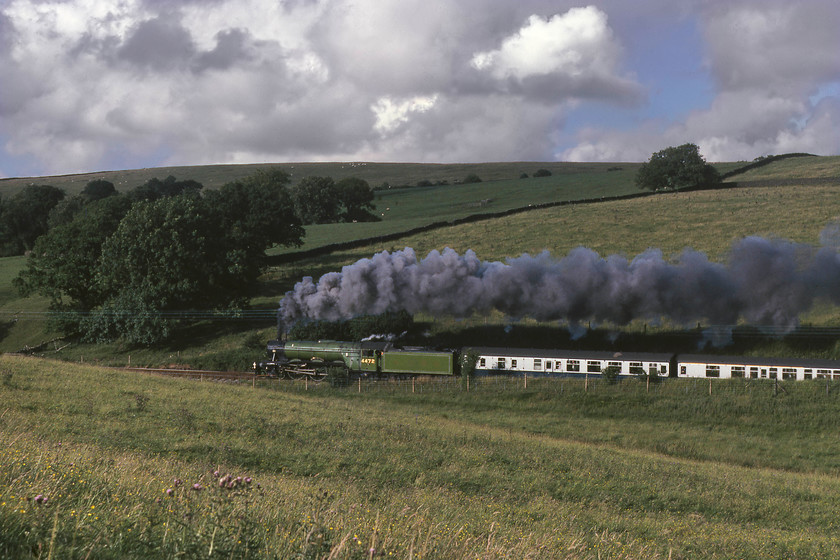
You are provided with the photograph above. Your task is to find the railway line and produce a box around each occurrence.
[123,367,256,382]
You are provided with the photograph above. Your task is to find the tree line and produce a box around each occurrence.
[8,170,377,344]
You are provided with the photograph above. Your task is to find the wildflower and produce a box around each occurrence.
[34,494,44,505]
[192,483,202,491]
[166,488,174,497]
[213,470,221,478]
[244,477,252,484]
[173,478,182,487]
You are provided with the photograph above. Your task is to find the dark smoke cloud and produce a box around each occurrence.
[278,227,840,333]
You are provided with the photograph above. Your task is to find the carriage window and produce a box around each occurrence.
[587,361,601,373]
[817,369,831,379]
[497,359,506,369]
[567,360,580,372]
[769,368,778,379]
[533,359,541,370]
[511,359,517,369]
[680,366,686,376]
[731,366,745,378]
[804,369,812,380]
[629,362,644,375]
[705,365,720,378]
[782,368,797,380]
[555,361,562,370]
[750,367,759,379]
[479,358,486,367]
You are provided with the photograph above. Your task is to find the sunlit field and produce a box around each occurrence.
[4,355,840,559]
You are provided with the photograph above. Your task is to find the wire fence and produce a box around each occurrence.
[256,373,840,400]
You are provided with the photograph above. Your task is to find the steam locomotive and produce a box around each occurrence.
[253,339,840,382]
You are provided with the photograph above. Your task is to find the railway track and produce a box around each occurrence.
[123,367,257,381]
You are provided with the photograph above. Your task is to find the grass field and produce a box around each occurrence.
[4,355,840,559]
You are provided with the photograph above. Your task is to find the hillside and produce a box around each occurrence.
[0,161,635,196]
[1,155,839,364]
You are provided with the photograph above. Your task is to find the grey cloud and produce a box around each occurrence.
[193,28,254,72]
[702,1,840,93]
[118,16,197,71]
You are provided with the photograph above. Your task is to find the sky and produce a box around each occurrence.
[0,0,838,178]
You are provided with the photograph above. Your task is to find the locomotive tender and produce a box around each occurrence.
[255,339,840,382]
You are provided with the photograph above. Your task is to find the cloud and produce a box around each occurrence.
[561,0,840,162]
[118,15,197,71]
[469,7,644,104]
[0,0,836,176]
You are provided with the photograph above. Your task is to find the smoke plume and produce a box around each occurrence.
[278,227,840,333]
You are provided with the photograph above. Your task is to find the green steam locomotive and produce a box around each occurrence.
[253,339,458,379]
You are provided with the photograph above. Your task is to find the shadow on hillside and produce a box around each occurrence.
[0,320,13,344]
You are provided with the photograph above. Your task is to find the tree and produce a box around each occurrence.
[462,173,482,184]
[0,184,65,255]
[81,179,117,202]
[127,175,203,202]
[533,168,552,177]
[15,196,133,313]
[48,179,119,228]
[334,177,378,222]
[203,169,304,297]
[89,195,225,344]
[635,143,721,191]
[290,176,340,224]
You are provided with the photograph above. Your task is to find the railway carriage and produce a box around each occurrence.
[676,355,840,381]
[468,347,674,378]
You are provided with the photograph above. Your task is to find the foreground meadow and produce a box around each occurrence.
[3,355,840,559]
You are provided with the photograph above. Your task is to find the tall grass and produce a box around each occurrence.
[3,355,840,558]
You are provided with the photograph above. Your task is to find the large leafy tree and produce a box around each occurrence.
[203,169,304,297]
[635,143,721,191]
[290,176,340,224]
[85,195,220,344]
[49,179,119,228]
[0,184,65,255]
[15,196,133,312]
[335,177,378,222]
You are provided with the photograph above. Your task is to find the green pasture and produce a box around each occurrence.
[285,165,641,252]
[4,355,840,559]
[388,183,840,260]
[734,154,840,181]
